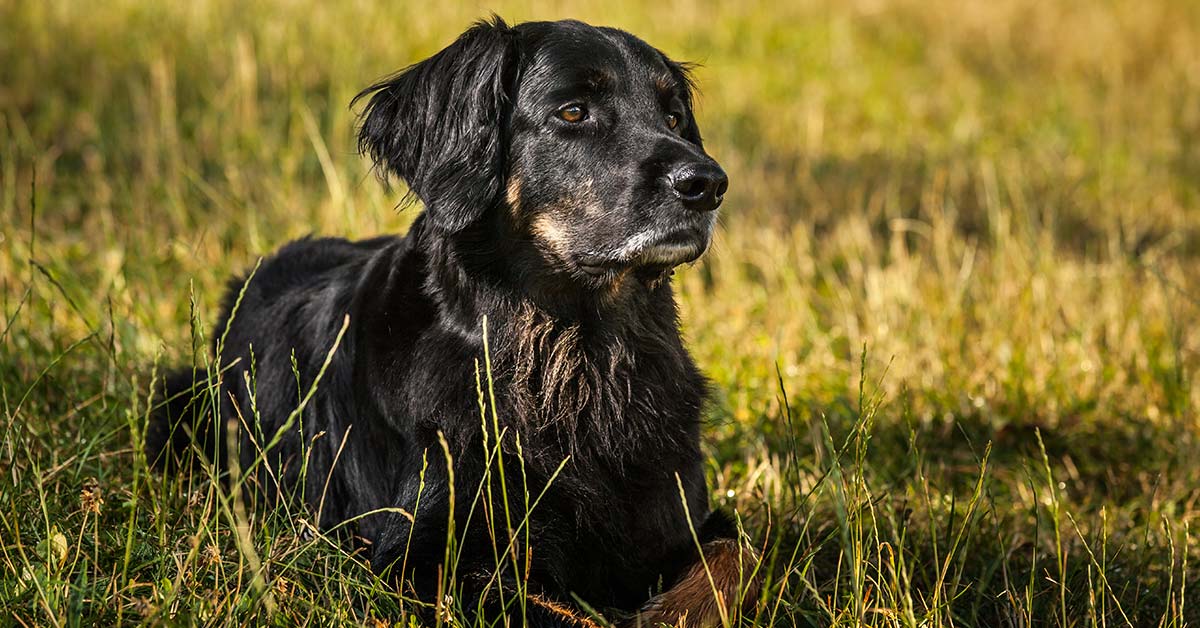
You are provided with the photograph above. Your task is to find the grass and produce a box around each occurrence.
[2,0,1198,625]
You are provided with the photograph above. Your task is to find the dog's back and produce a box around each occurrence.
[145,235,395,477]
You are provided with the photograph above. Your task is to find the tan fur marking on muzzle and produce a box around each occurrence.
[531,214,572,255]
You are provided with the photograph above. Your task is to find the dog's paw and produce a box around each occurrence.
[624,539,761,628]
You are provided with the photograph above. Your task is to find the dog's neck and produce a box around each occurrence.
[412,213,702,476]
[416,212,679,337]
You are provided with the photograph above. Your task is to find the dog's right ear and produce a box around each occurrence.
[354,17,516,233]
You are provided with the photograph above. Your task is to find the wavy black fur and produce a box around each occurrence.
[147,16,742,624]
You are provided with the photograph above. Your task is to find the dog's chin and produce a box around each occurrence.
[630,240,707,268]
[574,229,710,286]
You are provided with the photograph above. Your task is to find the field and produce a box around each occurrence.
[2,0,1199,625]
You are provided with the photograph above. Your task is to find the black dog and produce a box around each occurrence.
[147,17,757,626]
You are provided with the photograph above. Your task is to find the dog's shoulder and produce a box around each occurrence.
[213,233,410,359]
[255,235,397,292]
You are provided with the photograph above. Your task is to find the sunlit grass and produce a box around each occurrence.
[2,0,1198,625]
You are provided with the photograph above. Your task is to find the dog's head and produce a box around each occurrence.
[355,17,726,290]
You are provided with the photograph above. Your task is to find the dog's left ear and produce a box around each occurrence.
[354,17,517,233]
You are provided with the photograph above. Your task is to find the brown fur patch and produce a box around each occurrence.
[531,214,573,258]
[625,539,761,628]
[524,179,604,263]
[506,173,523,217]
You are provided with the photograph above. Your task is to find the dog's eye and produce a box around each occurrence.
[666,112,681,130]
[557,104,588,123]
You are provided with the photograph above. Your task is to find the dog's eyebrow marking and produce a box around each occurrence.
[581,67,617,90]
[654,74,680,97]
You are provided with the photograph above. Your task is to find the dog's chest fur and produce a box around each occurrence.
[363,230,708,480]
[495,300,705,470]
[469,299,711,599]
[349,233,711,600]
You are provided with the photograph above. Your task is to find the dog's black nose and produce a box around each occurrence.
[669,163,728,212]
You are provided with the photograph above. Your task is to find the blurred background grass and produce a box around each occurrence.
[2,0,1198,625]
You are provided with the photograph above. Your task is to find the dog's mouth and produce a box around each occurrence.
[575,227,711,279]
